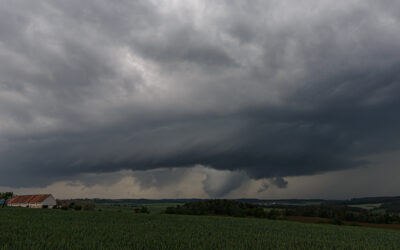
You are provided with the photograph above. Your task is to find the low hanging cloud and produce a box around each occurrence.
[0,165,291,199]
[257,182,270,194]
[1,0,400,192]
[269,177,288,189]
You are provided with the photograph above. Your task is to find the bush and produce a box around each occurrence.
[141,206,149,214]
[74,205,82,211]
[68,202,75,209]
[330,217,343,225]
[267,210,278,220]
[134,206,149,214]
[83,202,96,211]
[165,207,176,214]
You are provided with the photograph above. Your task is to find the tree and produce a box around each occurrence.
[0,192,13,208]
[134,206,150,214]
[83,201,96,211]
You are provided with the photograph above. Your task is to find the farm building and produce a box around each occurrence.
[8,194,57,208]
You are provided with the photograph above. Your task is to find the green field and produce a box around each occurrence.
[347,203,383,210]
[1,207,400,250]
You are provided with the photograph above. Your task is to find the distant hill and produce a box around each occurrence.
[345,196,400,205]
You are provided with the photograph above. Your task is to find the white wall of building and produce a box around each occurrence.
[42,195,56,207]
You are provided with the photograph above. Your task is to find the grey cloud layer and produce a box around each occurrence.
[1,0,400,187]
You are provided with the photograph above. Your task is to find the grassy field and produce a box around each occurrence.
[1,207,400,250]
[347,203,383,210]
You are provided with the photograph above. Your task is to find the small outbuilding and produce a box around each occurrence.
[8,194,57,208]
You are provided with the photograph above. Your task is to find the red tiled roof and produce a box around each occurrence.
[8,194,52,204]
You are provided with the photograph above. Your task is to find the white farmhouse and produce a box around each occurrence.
[8,194,57,208]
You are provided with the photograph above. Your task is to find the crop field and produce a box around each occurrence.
[1,207,400,250]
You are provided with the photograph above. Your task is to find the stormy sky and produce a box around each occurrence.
[1,0,400,199]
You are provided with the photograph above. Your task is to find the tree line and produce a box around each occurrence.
[165,200,275,218]
[165,200,400,224]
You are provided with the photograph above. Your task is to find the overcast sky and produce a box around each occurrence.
[1,0,400,199]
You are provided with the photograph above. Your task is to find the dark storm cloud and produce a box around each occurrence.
[1,0,400,188]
